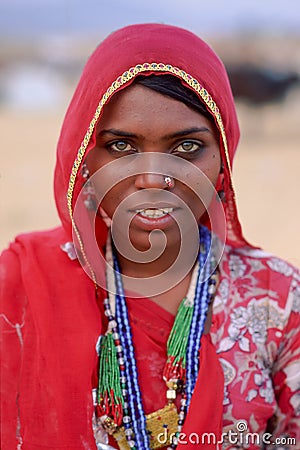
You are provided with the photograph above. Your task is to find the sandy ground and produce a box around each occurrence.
[1,94,300,268]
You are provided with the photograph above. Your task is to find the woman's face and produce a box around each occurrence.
[86,83,221,251]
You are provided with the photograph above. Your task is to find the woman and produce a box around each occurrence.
[1,24,299,450]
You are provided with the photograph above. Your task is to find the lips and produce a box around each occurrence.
[135,207,174,219]
[127,203,178,231]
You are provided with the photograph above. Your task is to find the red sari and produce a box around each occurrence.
[0,228,223,449]
[1,23,299,450]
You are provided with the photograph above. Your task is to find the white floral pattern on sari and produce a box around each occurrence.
[210,246,300,449]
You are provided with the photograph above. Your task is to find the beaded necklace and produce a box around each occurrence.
[94,226,218,450]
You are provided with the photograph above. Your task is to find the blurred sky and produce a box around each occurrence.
[1,0,300,39]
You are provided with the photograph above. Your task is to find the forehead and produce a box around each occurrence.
[97,83,218,134]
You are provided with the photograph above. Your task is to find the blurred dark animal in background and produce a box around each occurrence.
[226,65,300,104]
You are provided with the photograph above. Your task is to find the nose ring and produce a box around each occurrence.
[164,176,175,189]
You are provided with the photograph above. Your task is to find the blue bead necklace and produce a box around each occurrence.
[94,225,218,450]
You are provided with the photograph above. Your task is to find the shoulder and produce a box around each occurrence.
[1,226,69,255]
[223,245,299,287]
[0,226,81,297]
[213,246,300,366]
[0,227,65,309]
[217,245,300,320]
[1,226,72,269]
[233,246,299,275]
[0,226,95,323]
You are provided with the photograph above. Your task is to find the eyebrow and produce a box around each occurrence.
[98,126,211,140]
[163,127,211,139]
[98,129,139,138]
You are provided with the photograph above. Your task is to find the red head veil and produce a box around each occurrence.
[54,23,249,257]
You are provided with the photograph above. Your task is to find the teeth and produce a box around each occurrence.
[135,208,173,218]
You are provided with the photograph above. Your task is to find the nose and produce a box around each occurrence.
[135,173,171,190]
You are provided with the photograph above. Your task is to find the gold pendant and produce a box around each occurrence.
[108,403,179,449]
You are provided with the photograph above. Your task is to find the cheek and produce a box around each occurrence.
[201,153,222,195]
[207,150,222,180]
[99,191,118,217]
[85,144,118,175]
[180,156,221,218]
[95,179,131,218]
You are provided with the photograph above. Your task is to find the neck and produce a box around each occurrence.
[116,240,181,279]
[114,241,198,314]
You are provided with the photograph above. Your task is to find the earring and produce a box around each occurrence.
[216,168,225,202]
[82,163,90,180]
[82,163,97,211]
[217,189,225,202]
[164,176,175,189]
[99,207,112,228]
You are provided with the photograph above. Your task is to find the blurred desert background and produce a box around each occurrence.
[1,0,300,267]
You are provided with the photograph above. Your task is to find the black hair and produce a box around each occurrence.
[134,74,213,123]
